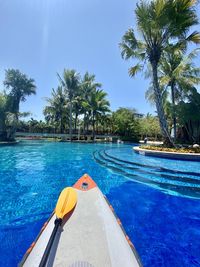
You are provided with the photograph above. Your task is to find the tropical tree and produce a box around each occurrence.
[44,86,67,133]
[17,119,29,133]
[5,112,18,140]
[176,88,200,143]
[73,87,84,133]
[112,108,140,141]
[96,114,112,134]
[87,89,110,139]
[80,72,102,134]
[120,0,200,147]
[139,113,161,140]
[0,92,8,141]
[4,69,36,117]
[58,69,80,140]
[145,48,200,140]
[1,69,36,141]
[158,47,200,140]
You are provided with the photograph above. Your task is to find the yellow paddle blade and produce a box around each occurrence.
[55,187,77,219]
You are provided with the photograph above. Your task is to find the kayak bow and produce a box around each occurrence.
[19,174,142,267]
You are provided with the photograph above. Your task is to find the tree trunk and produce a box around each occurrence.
[69,101,72,141]
[151,62,174,147]
[185,122,195,143]
[0,115,7,141]
[60,117,63,134]
[92,112,95,141]
[171,81,176,142]
[74,113,78,133]
[83,113,86,135]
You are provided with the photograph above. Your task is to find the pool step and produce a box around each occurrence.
[104,149,200,178]
[95,150,200,187]
[93,150,200,198]
[99,150,200,184]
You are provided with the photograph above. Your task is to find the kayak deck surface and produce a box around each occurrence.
[21,176,141,267]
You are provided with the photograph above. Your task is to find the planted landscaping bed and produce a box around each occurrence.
[133,146,200,161]
[140,145,200,154]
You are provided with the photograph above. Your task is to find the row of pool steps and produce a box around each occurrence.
[93,149,200,198]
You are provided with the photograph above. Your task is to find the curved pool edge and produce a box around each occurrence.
[0,140,20,146]
[133,146,200,161]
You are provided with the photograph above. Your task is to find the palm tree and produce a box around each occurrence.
[44,86,67,133]
[176,88,200,143]
[120,0,200,147]
[158,47,200,140]
[87,89,110,139]
[4,69,36,117]
[0,92,8,141]
[80,72,101,134]
[58,69,80,140]
[3,69,36,140]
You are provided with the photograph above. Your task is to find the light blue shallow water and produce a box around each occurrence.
[0,141,200,266]
[107,147,200,173]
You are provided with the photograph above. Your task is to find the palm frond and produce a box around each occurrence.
[129,64,143,77]
[186,31,200,44]
[120,29,146,60]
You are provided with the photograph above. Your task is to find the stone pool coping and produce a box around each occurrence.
[0,140,19,146]
[133,146,200,161]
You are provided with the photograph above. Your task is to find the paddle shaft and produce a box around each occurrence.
[39,218,62,267]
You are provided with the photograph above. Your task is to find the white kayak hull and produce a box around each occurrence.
[19,174,142,267]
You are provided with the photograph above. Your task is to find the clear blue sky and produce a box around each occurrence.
[0,0,199,120]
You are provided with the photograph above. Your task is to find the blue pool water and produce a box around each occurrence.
[0,141,200,266]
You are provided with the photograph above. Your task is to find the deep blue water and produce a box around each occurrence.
[0,141,200,266]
